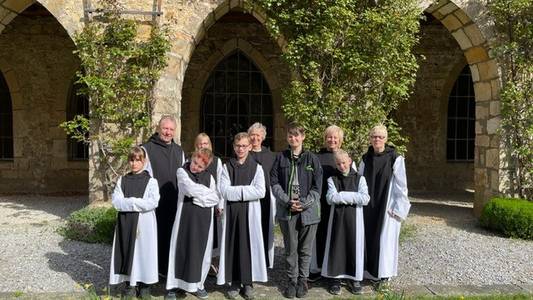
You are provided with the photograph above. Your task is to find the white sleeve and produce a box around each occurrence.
[357,160,365,175]
[338,176,370,206]
[112,177,136,211]
[216,159,225,209]
[131,178,160,212]
[390,156,410,220]
[141,146,153,177]
[177,168,219,208]
[192,175,222,208]
[219,165,244,202]
[325,177,343,205]
[241,165,266,201]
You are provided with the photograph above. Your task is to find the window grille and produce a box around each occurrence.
[67,80,89,160]
[0,72,13,160]
[446,66,475,161]
[201,50,273,158]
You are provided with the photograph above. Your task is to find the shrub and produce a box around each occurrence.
[61,206,117,244]
[480,197,533,240]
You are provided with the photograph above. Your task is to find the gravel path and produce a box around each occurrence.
[0,193,531,297]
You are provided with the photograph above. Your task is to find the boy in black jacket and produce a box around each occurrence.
[271,123,322,298]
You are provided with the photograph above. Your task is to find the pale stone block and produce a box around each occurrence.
[487,117,500,135]
[465,46,489,64]
[451,29,472,50]
[490,169,499,190]
[474,82,491,102]
[221,38,238,55]
[489,100,500,116]
[491,79,501,100]
[203,11,215,30]
[476,135,490,147]
[475,121,483,134]
[3,0,32,13]
[425,1,447,14]
[469,64,480,82]
[3,69,19,93]
[252,10,266,24]
[464,24,486,46]
[433,10,445,20]
[441,14,462,31]
[477,60,499,81]
[485,148,499,169]
[213,3,229,21]
[438,2,458,16]
[1,11,16,25]
[475,105,488,120]
[229,0,240,9]
[453,9,471,25]
[490,136,500,148]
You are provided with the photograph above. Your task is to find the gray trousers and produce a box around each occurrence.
[279,214,318,283]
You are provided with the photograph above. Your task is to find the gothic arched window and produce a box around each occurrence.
[66,80,89,160]
[201,50,273,158]
[0,71,13,160]
[446,66,475,161]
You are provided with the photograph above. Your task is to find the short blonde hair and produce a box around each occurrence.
[334,149,352,163]
[191,148,213,166]
[248,122,267,139]
[323,125,344,148]
[195,133,212,150]
[369,124,388,140]
[234,132,251,144]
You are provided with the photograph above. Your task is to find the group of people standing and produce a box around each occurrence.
[108,115,410,300]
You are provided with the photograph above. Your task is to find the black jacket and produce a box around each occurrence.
[271,148,322,225]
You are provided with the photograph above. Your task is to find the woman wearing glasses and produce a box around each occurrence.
[358,125,410,288]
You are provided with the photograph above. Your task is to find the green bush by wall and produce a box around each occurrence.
[480,197,533,240]
[61,206,117,244]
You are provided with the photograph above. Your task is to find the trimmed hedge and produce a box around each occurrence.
[480,197,533,240]
[61,206,117,244]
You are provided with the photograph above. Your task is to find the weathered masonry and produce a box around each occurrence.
[0,0,504,215]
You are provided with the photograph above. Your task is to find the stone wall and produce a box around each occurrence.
[181,12,290,154]
[397,16,474,192]
[0,9,87,194]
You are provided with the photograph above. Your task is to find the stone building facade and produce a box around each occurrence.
[0,0,504,215]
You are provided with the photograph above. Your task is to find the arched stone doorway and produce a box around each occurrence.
[180,9,289,155]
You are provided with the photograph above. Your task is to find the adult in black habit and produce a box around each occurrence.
[358,124,410,286]
[142,115,185,276]
[248,122,276,269]
[310,125,345,280]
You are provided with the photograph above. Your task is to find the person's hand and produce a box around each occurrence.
[216,208,223,217]
[388,210,402,222]
[290,199,303,212]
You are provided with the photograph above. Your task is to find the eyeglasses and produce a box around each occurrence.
[371,135,386,140]
[234,144,250,149]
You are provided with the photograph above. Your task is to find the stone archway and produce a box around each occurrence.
[420,1,502,215]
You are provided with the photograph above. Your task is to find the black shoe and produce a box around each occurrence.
[284,281,297,299]
[372,278,389,291]
[227,284,240,299]
[296,278,308,298]
[194,288,209,299]
[328,282,341,296]
[307,272,321,283]
[121,284,136,299]
[241,285,255,300]
[138,283,152,299]
[348,281,362,294]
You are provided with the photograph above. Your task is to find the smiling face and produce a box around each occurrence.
[249,128,265,150]
[234,137,252,161]
[370,128,387,153]
[287,132,305,150]
[335,156,352,174]
[189,156,208,174]
[129,156,145,173]
[325,132,341,151]
[196,136,211,150]
[158,118,176,144]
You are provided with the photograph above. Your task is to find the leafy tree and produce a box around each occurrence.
[488,0,533,199]
[253,0,421,157]
[61,0,170,200]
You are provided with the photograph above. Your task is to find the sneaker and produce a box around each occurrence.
[348,281,362,294]
[138,283,152,299]
[227,285,240,299]
[194,288,209,299]
[242,285,255,300]
[307,272,321,283]
[284,281,296,299]
[328,281,341,296]
[164,289,177,300]
[121,285,136,300]
[296,278,308,298]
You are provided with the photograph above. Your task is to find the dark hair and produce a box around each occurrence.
[287,122,305,136]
